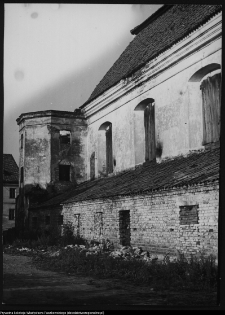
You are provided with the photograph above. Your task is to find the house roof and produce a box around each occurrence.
[80,4,222,108]
[3,154,19,184]
[30,147,220,209]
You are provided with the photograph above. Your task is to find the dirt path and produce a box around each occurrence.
[3,253,217,307]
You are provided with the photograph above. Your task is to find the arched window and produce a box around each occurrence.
[134,98,156,164]
[98,122,113,176]
[189,63,221,146]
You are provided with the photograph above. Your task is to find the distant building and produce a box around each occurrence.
[17,4,221,257]
[3,154,19,230]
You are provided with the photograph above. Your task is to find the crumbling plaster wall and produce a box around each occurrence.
[23,116,51,189]
[19,115,87,190]
[86,36,221,178]
[62,182,219,256]
[49,116,87,185]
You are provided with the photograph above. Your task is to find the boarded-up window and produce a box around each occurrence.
[94,212,103,240]
[179,205,199,225]
[59,165,70,181]
[144,102,156,161]
[90,152,95,180]
[200,73,221,145]
[106,124,113,174]
[74,214,80,235]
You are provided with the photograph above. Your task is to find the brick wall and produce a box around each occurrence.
[62,181,219,256]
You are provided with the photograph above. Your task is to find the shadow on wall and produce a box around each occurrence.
[156,141,163,158]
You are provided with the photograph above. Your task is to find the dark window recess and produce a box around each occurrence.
[21,134,23,149]
[59,165,70,181]
[59,130,71,144]
[32,217,38,229]
[201,73,221,145]
[9,188,16,199]
[119,210,131,246]
[144,102,156,161]
[45,216,50,225]
[9,209,15,220]
[179,205,199,225]
[106,124,113,174]
[57,215,63,225]
[90,152,95,180]
[20,167,24,183]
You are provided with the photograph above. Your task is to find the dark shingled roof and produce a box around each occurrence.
[3,154,19,184]
[30,148,220,209]
[81,4,222,108]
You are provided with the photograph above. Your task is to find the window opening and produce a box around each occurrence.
[59,165,70,181]
[90,152,95,180]
[9,188,16,199]
[59,130,71,145]
[94,212,103,240]
[9,209,15,220]
[134,98,156,164]
[21,134,23,149]
[74,214,80,236]
[20,167,24,183]
[200,73,221,145]
[106,125,113,174]
[179,205,199,225]
[98,122,113,176]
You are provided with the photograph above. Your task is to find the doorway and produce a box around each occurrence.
[119,210,130,246]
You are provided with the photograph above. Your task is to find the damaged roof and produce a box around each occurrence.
[30,148,220,209]
[3,154,19,184]
[81,4,222,108]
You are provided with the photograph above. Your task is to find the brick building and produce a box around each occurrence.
[17,5,221,256]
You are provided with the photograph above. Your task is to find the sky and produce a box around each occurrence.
[4,3,162,165]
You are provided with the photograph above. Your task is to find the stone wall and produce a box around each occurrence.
[62,182,219,256]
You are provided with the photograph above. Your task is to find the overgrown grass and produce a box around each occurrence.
[4,222,217,293]
[34,248,218,292]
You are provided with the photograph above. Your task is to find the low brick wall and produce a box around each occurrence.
[62,181,219,256]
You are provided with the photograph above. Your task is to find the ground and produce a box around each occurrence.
[3,253,217,307]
